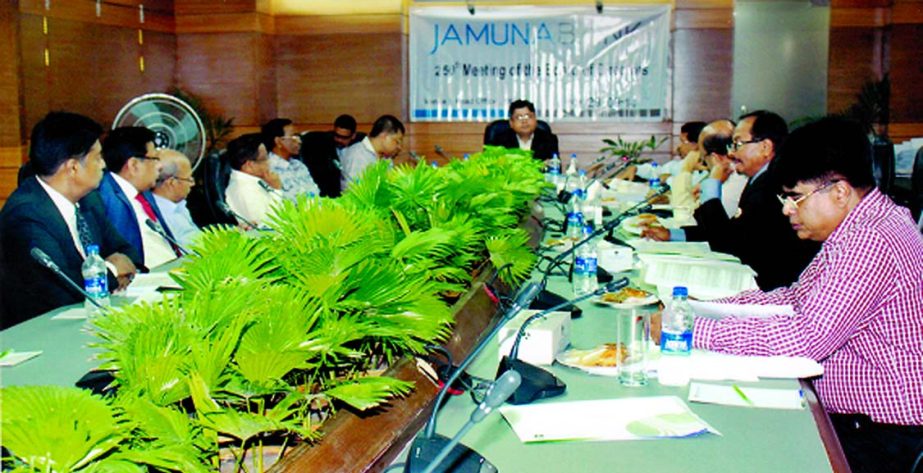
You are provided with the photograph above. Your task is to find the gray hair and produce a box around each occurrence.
[155,159,180,186]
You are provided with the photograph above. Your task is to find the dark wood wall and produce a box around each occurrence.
[1,0,921,207]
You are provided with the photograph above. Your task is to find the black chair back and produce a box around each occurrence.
[911,146,923,221]
[483,119,552,145]
[871,136,895,195]
[186,150,236,227]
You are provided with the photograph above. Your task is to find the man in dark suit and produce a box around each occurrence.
[485,99,559,161]
[96,127,179,270]
[643,111,820,290]
[299,114,364,198]
[0,112,139,328]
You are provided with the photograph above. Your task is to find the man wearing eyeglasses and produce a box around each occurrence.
[643,111,820,290]
[486,99,559,161]
[340,114,405,191]
[685,117,923,473]
[97,127,179,270]
[152,149,200,247]
[262,118,320,202]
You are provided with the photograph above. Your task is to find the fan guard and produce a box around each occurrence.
[112,93,207,170]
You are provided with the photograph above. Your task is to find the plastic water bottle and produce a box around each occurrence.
[566,196,584,241]
[575,169,588,199]
[547,153,562,186]
[463,153,470,161]
[566,153,578,176]
[573,225,599,296]
[659,286,694,386]
[82,244,111,317]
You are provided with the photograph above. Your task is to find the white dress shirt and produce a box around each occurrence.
[225,169,284,227]
[35,176,86,258]
[109,173,175,269]
[339,137,379,191]
[152,193,201,247]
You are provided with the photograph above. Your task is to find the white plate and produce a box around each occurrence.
[594,292,659,309]
[555,345,624,377]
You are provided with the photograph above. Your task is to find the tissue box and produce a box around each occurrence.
[497,310,571,366]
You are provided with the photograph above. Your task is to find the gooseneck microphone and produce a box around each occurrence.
[30,248,106,310]
[216,201,260,229]
[420,370,522,473]
[498,278,630,405]
[405,282,542,473]
[144,219,192,256]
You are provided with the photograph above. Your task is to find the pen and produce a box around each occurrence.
[732,384,754,406]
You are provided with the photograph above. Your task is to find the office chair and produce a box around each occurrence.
[186,150,235,227]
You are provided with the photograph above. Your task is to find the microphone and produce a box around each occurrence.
[30,248,106,309]
[408,151,423,164]
[499,278,629,405]
[145,219,191,256]
[434,145,450,161]
[405,282,542,473]
[419,370,522,473]
[217,201,259,229]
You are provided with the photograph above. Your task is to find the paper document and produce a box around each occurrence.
[51,307,89,320]
[628,239,739,262]
[688,300,795,319]
[688,382,805,410]
[653,349,824,381]
[0,350,42,367]
[639,254,757,300]
[499,396,719,443]
[132,272,181,290]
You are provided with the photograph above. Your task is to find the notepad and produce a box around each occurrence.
[688,382,805,410]
[0,350,43,367]
[51,307,88,320]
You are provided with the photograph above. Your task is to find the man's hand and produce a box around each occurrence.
[708,155,733,183]
[641,225,670,241]
[105,252,136,292]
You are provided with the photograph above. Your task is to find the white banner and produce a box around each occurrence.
[409,5,670,122]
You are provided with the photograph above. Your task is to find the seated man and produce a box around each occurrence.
[643,111,819,290]
[97,127,179,270]
[224,133,283,227]
[262,118,320,201]
[485,99,559,161]
[300,114,363,198]
[682,117,923,473]
[152,149,201,247]
[340,114,404,191]
[0,112,137,327]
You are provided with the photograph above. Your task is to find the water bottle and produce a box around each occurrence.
[659,286,694,386]
[649,177,663,194]
[573,225,599,296]
[547,153,562,186]
[565,196,584,241]
[566,153,578,176]
[82,244,111,317]
[463,153,470,161]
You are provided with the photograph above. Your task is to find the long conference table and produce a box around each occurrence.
[0,208,850,473]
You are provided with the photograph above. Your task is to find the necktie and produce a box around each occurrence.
[134,193,158,222]
[75,205,93,253]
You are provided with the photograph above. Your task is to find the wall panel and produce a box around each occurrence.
[889,24,923,123]
[827,27,881,115]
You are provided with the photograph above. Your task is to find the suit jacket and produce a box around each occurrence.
[299,131,365,198]
[487,128,560,161]
[96,172,174,267]
[0,177,140,328]
[683,167,821,291]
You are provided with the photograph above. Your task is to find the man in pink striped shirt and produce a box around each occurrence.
[692,117,923,473]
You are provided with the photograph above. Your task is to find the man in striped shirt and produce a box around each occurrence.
[691,117,923,473]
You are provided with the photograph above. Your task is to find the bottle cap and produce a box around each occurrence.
[582,224,594,236]
[85,244,100,255]
[578,169,587,176]
[672,286,688,297]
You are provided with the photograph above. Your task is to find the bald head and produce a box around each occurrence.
[153,149,195,202]
[699,120,735,157]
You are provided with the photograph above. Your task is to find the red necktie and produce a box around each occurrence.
[134,193,158,222]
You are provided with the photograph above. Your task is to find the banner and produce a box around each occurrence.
[409,5,670,122]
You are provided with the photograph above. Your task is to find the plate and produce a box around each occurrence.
[555,344,627,377]
[621,214,663,235]
[595,287,659,308]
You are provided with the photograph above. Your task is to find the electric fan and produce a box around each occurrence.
[112,93,207,170]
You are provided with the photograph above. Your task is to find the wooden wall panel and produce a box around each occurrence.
[1,1,23,149]
[275,33,403,126]
[889,24,923,123]
[672,28,734,123]
[827,27,882,114]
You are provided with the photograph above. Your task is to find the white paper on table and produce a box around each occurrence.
[639,254,757,300]
[654,349,823,382]
[0,350,43,366]
[499,396,719,443]
[628,240,739,262]
[688,382,805,410]
[132,272,181,290]
[688,300,794,319]
[51,307,88,320]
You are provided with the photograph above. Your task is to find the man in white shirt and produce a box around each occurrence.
[339,115,405,191]
[261,118,320,201]
[152,149,200,248]
[0,112,137,326]
[223,133,283,227]
[97,127,179,270]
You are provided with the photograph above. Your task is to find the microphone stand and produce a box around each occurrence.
[405,283,543,473]
[30,248,108,311]
[217,201,260,230]
[498,278,629,405]
[145,219,192,257]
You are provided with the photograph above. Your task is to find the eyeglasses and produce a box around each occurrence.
[513,114,535,122]
[726,138,763,153]
[776,180,840,210]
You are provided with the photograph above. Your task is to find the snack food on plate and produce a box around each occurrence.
[564,343,628,367]
[601,287,654,304]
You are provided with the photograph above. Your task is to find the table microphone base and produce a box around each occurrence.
[496,357,566,405]
[404,434,498,473]
[530,290,582,318]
